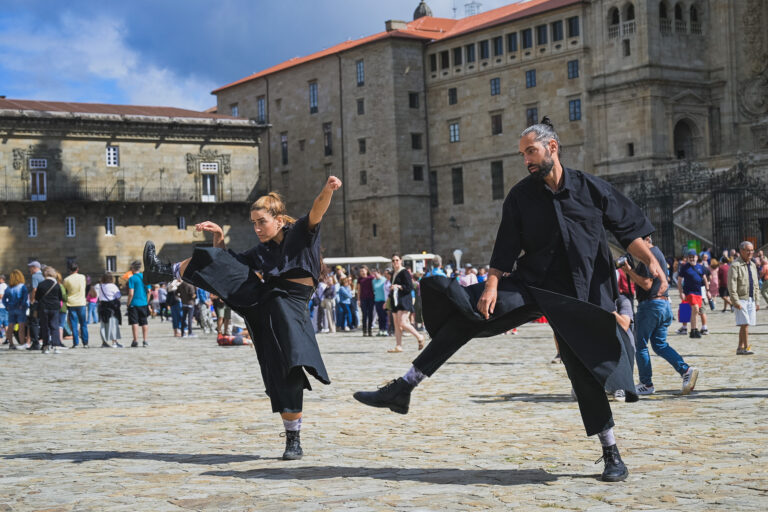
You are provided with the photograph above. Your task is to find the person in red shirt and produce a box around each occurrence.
[718,257,732,312]
[617,267,635,312]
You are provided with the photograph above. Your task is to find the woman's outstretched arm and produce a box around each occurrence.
[195,221,226,249]
[308,176,342,230]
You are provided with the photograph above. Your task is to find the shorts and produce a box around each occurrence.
[683,294,703,307]
[128,305,149,326]
[719,287,729,298]
[7,309,26,325]
[735,299,757,326]
[215,304,231,320]
[0,309,7,327]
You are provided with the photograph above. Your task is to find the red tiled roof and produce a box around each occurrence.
[0,98,238,119]
[213,0,581,94]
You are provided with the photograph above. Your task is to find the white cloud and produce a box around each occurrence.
[0,14,216,110]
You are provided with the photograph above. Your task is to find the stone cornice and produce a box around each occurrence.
[0,110,267,144]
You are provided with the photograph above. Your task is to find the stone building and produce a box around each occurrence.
[0,99,264,276]
[214,0,767,263]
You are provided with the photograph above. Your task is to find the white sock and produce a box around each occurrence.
[282,417,302,432]
[172,262,182,281]
[597,428,616,447]
[403,366,427,386]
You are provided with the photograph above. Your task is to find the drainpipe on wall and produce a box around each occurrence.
[337,54,349,256]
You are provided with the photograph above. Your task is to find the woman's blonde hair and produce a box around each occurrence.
[250,192,296,224]
[43,266,57,278]
[8,269,24,287]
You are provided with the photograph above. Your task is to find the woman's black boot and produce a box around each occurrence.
[282,430,303,460]
[598,444,628,482]
[143,241,174,284]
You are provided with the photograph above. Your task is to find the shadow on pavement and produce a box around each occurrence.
[201,466,576,485]
[471,392,574,403]
[649,386,768,400]
[447,361,524,366]
[2,451,260,465]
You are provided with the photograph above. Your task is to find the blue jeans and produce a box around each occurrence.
[68,306,89,346]
[635,299,689,386]
[337,303,352,329]
[170,302,183,330]
[87,302,98,323]
[374,301,387,331]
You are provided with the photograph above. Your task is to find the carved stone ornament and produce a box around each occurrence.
[12,145,63,179]
[739,71,768,118]
[743,0,768,75]
[185,150,231,175]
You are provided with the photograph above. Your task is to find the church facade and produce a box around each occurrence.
[214,0,767,263]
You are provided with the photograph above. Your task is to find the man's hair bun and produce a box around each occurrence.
[541,116,554,128]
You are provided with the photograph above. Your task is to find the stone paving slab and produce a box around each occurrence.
[1,303,767,511]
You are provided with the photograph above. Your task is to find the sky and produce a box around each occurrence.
[0,0,520,111]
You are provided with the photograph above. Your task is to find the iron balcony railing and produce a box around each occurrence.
[0,185,252,203]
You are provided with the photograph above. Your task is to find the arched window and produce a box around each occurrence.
[690,5,698,22]
[659,1,668,18]
[609,7,620,25]
[624,3,635,21]
[673,120,695,160]
[674,3,683,20]
[690,4,701,34]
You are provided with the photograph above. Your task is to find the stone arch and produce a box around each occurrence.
[689,4,699,22]
[673,119,697,159]
[623,2,635,21]
[674,2,684,20]
[608,6,620,26]
[659,1,669,19]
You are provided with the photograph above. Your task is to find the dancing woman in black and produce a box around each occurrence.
[143,175,342,460]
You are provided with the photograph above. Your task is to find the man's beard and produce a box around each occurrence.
[528,151,555,181]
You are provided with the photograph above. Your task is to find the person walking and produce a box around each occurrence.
[35,266,63,354]
[126,260,150,347]
[63,262,89,348]
[353,118,661,482]
[2,270,28,350]
[728,241,760,355]
[177,281,196,337]
[26,261,44,349]
[622,236,699,396]
[676,249,710,338]
[143,176,341,460]
[357,266,375,337]
[387,254,425,353]
[95,272,122,348]
[372,269,389,336]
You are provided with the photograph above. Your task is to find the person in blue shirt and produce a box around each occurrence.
[3,269,29,350]
[336,277,353,331]
[676,249,711,338]
[127,261,150,347]
[424,255,447,278]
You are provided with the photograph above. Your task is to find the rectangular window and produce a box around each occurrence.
[413,165,424,181]
[411,133,423,150]
[536,25,548,45]
[567,59,579,79]
[257,96,266,123]
[201,173,217,202]
[409,92,419,109]
[465,43,476,63]
[440,50,450,69]
[309,82,318,114]
[106,256,117,273]
[65,216,76,238]
[106,145,119,167]
[449,122,460,143]
[567,16,580,37]
[522,28,533,49]
[525,69,536,88]
[507,32,518,52]
[281,133,288,165]
[429,171,438,207]
[323,123,332,156]
[451,167,464,205]
[356,59,365,86]
[430,54,437,72]
[105,216,115,236]
[493,36,504,56]
[490,77,501,96]
[526,107,539,126]
[479,40,490,59]
[357,98,365,115]
[627,142,635,157]
[30,170,46,201]
[178,216,186,230]
[491,161,504,200]
[569,99,582,121]
[359,170,367,185]
[230,103,239,117]
[452,47,463,66]
[27,217,38,238]
[29,158,47,169]
[448,87,458,105]
[623,39,631,57]
[358,138,366,154]
[551,20,564,41]
[491,113,503,135]
[372,223,377,238]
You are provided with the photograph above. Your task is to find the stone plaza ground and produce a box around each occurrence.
[1,299,767,511]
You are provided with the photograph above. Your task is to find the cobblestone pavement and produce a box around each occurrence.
[1,301,767,511]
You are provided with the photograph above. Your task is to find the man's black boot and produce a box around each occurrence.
[597,444,629,482]
[282,430,303,460]
[143,241,174,284]
[353,377,414,414]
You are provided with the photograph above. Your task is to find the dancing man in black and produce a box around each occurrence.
[144,176,341,460]
[354,118,665,482]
